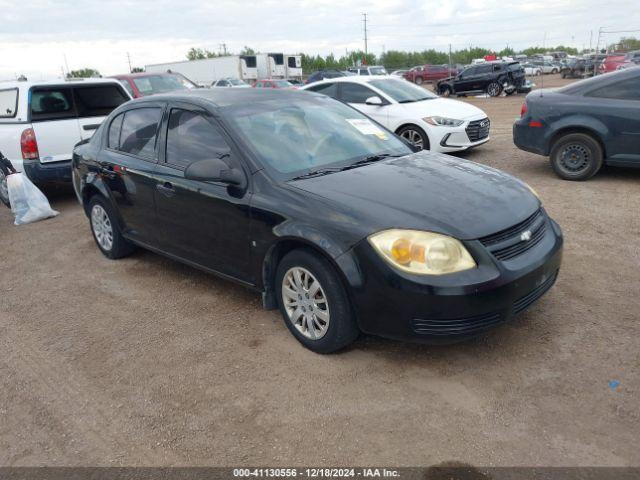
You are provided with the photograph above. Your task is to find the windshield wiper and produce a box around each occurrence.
[343,153,404,170]
[290,167,344,180]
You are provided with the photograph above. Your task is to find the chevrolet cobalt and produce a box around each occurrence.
[72,89,563,353]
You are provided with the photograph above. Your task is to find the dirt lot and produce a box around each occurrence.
[1,74,639,467]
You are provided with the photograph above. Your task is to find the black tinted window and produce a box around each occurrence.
[119,107,162,158]
[586,77,640,100]
[74,85,129,118]
[340,83,374,103]
[307,82,339,98]
[288,57,297,68]
[477,65,492,74]
[271,54,284,65]
[108,113,124,148]
[30,88,75,121]
[166,109,230,169]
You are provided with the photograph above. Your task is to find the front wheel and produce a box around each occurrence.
[88,196,135,259]
[486,82,502,97]
[276,249,359,353]
[414,76,423,85]
[550,133,603,181]
[439,85,452,97]
[397,125,430,150]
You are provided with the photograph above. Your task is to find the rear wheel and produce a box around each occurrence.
[88,196,135,259]
[550,133,603,181]
[397,125,430,150]
[486,81,502,97]
[276,249,359,353]
[0,168,9,208]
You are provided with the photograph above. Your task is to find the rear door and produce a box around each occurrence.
[74,84,130,140]
[30,86,81,163]
[153,103,252,280]
[97,103,164,244]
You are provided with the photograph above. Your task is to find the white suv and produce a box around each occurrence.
[0,78,130,185]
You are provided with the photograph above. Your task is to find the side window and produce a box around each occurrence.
[256,81,263,88]
[0,88,18,118]
[30,88,75,121]
[166,109,230,169]
[287,57,297,68]
[119,107,162,158]
[586,77,640,100]
[217,80,229,87]
[73,85,129,118]
[340,83,375,103]
[477,65,492,74]
[118,80,135,97]
[359,69,370,76]
[307,82,339,98]
[108,113,124,149]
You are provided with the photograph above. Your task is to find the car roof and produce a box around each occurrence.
[129,87,309,108]
[306,75,393,85]
[0,78,123,89]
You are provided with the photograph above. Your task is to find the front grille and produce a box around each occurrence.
[412,312,503,336]
[466,118,490,142]
[479,209,547,261]
[513,270,559,315]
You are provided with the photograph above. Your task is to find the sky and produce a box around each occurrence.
[1,0,639,80]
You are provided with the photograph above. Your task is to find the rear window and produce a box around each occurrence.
[0,88,18,118]
[118,107,162,158]
[30,88,75,121]
[132,75,189,96]
[74,85,129,118]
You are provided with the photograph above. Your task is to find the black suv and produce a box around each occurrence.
[436,62,529,97]
[560,58,595,79]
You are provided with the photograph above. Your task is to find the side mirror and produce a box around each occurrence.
[365,95,384,106]
[184,157,246,188]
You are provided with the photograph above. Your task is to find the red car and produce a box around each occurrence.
[599,54,628,74]
[111,72,199,98]
[403,65,459,85]
[253,79,297,89]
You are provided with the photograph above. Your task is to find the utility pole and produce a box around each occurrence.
[589,30,593,53]
[127,52,132,73]
[219,43,228,55]
[63,54,70,77]
[362,13,368,56]
[448,44,452,76]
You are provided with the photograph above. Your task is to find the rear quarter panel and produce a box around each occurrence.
[0,123,27,171]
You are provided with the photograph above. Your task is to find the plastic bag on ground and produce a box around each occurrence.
[6,172,59,225]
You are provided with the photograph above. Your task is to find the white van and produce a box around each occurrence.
[0,78,131,185]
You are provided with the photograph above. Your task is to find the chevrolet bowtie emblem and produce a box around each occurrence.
[520,230,532,241]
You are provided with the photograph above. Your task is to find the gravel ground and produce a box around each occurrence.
[0,74,638,467]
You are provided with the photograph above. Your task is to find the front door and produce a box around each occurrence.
[339,82,388,128]
[98,104,165,244]
[153,104,252,282]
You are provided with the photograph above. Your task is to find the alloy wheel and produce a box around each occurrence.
[559,143,591,174]
[91,204,114,251]
[281,267,330,340]
[487,83,501,97]
[400,129,424,149]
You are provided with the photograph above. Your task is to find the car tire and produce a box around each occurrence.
[415,76,423,85]
[550,133,603,181]
[88,195,135,259]
[0,167,10,208]
[397,124,430,150]
[486,81,502,97]
[439,85,452,97]
[276,249,359,354]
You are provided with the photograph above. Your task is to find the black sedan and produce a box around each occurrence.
[72,89,563,353]
[514,67,640,180]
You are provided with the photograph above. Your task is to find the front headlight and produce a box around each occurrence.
[368,229,476,275]
[423,116,464,127]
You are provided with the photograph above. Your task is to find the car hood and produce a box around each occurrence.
[399,97,487,121]
[289,151,539,241]
[437,75,456,84]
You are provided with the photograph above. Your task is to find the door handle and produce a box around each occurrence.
[156,182,176,197]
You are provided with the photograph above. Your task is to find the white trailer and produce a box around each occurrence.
[256,53,302,79]
[145,55,258,86]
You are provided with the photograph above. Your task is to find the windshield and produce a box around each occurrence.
[223,95,410,179]
[369,78,437,102]
[133,75,190,96]
[229,78,247,86]
[370,66,388,75]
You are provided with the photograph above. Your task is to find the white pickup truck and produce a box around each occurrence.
[0,78,130,189]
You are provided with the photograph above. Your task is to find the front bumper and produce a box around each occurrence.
[348,215,563,343]
[430,118,491,153]
[23,159,72,185]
